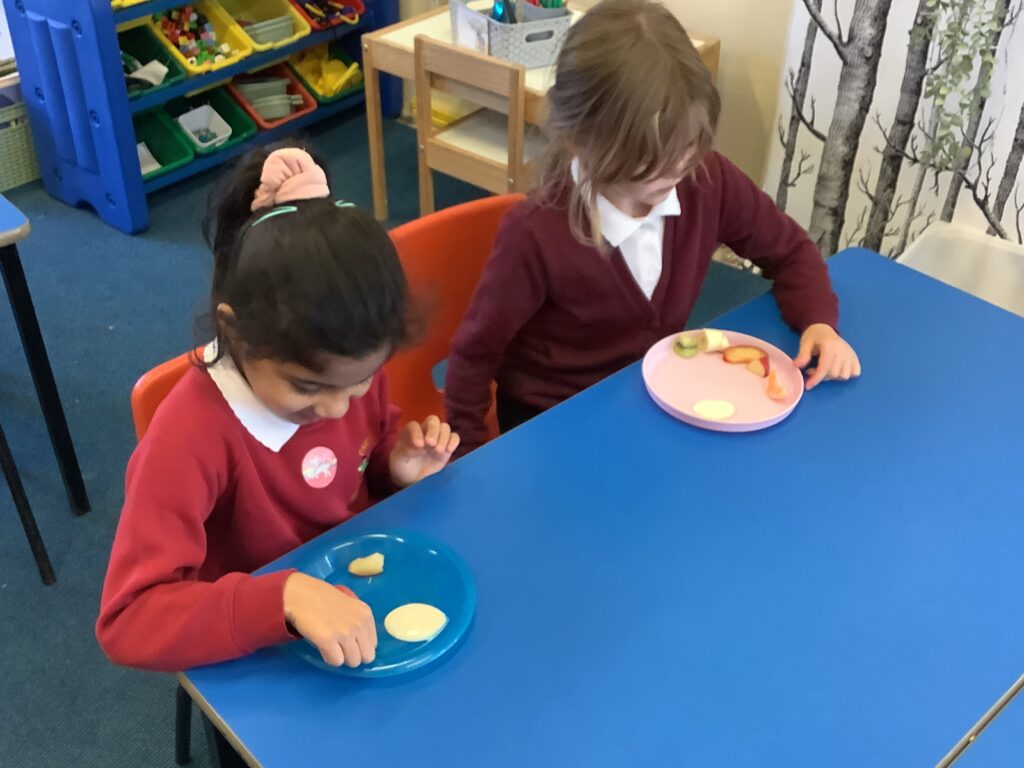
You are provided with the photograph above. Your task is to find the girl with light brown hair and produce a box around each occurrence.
[445,0,860,454]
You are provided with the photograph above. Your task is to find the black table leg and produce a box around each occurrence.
[175,684,193,765]
[0,244,90,515]
[0,418,55,585]
[202,712,248,768]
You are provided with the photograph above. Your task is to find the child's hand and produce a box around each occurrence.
[283,572,377,668]
[389,415,460,488]
[794,323,862,390]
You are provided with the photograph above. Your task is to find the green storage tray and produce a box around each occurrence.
[289,44,364,105]
[166,87,257,156]
[119,25,187,101]
[133,109,194,181]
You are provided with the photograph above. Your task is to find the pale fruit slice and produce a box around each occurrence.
[746,355,770,378]
[384,603,448,643]
[692,399,736,420]
[347,553,384,577]
[699,329,730,353]
[673,332,700,358]
[767,369,789,402]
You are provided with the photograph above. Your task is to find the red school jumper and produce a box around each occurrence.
[444,152,840,453]
[96,362,399,672]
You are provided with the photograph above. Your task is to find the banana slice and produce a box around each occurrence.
[384,603,448,643]
[699,329,730,353]
[692,399,736,420]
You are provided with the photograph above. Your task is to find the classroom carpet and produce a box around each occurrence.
[0,112,768,767]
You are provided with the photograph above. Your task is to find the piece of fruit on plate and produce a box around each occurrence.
[722,345,771,377]
[673,332,700,358]
[699,329,730,353]
[766,369,789,401]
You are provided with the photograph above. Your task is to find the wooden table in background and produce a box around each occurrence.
[361,6,720,220]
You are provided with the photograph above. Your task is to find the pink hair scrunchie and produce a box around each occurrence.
[250,148,331,212]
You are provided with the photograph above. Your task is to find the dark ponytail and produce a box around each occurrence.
[198,144,412,371]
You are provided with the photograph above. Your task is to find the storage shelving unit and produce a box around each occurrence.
[2,0,400,234]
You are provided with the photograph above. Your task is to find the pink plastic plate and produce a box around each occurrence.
[641,330,804,432]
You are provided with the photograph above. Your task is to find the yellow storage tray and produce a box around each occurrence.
[219,0,312,52]
[148,1,253,76]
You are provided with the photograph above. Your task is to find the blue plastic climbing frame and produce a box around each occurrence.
[2,0,400,234]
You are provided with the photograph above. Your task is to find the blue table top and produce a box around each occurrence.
[0,193,29,247]
[184,250,1024,767]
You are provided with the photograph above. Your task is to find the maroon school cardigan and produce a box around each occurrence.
[445,151,839,453]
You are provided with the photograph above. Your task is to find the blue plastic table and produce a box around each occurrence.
[0,193,90,583]
[182,250,1024,767]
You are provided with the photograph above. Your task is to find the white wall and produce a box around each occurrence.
[661,0,796,184]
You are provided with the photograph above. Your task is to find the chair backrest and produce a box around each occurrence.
[130,351,195,440]
[414,36,528,193]
[385,193,526,440]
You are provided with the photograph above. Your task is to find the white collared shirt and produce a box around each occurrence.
[571,159,681,300]
[203,342,299,452]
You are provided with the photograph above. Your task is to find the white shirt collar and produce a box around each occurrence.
[570,158,681,248]
[203,342,299,452]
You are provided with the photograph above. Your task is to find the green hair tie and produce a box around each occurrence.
[249,200,355,229]
[250,205,299,228]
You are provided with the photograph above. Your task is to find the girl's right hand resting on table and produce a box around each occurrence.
[283,572,377,668]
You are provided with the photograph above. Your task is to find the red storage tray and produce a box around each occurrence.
[228,64,318,130]
[288,0,364,32]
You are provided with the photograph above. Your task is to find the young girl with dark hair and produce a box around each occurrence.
[97,147,459,673]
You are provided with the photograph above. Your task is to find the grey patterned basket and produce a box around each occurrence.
[449,0,571,69]
[0,81,41,193]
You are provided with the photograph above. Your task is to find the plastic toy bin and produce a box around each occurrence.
[228,64,317,130]
[288,0,365,32]
[148,1,254,76]
[219,0,311,51]
[119,25,187,101]
[289,43,363,104]
[133,109,194,181]
[166,87,256,155]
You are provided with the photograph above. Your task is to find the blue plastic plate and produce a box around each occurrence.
[286,530,476,677]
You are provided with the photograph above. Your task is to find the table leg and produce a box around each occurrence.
[0,244,90,516]
[0,418,56,585]
[363,42,390,221]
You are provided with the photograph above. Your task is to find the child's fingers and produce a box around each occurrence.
[805,350,834,389]
[446,431,461,454]
[405,421,425,449]
[355,631,376,665]
[316,637,346,668]
[435,423,452,452]
[852,353,862,377]
[339,635,362,668]
[423,415,441,446]
[793,336,815,368]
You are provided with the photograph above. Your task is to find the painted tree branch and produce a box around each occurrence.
[806,0,894,256]
[1014,187,1024,244]
[785,74,827,142]
[802,0,849,63]
[940,0,1012,221]
[989,99,1024,234]
[775,0,823,211]
[863,0,936,251]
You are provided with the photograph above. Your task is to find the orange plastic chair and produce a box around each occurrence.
[385,193,525,441]
[130,350,196,440]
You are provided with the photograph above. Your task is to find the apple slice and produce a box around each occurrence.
[722,345,770,364]
[767,369,789,401]
[746,355,770,378]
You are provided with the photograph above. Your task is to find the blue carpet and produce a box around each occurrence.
[0,112,766,767]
